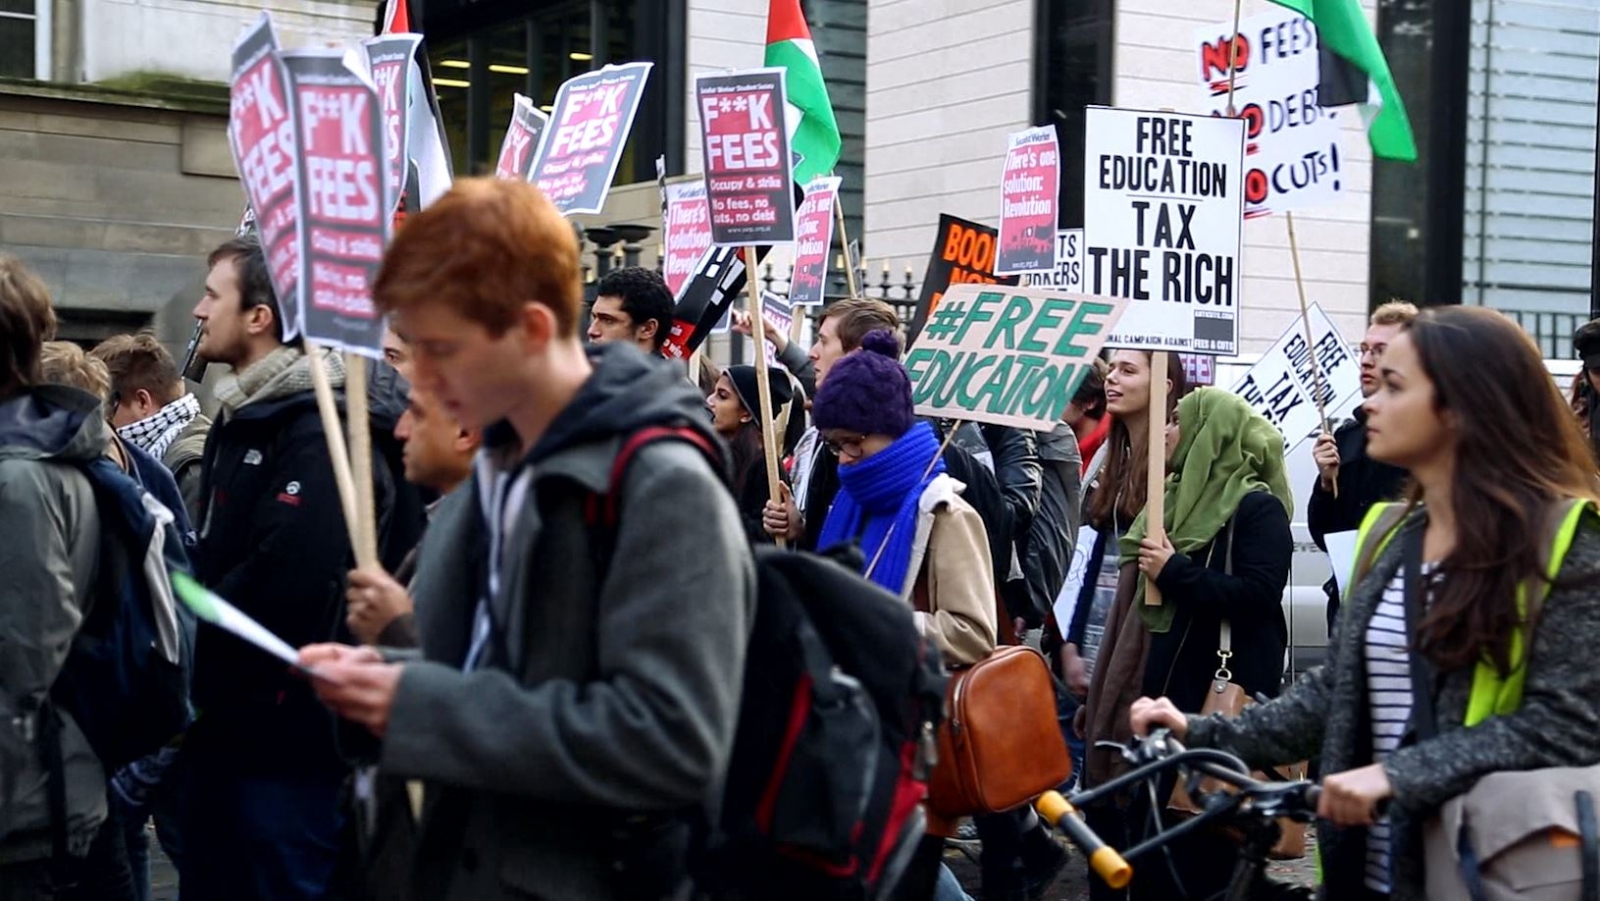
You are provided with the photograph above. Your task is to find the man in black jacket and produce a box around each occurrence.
[1308,300,1416,630]
[183,236,409,899]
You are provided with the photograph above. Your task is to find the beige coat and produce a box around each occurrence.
[901,474,998,667]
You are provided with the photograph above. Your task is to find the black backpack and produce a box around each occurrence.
[592,427,948,901]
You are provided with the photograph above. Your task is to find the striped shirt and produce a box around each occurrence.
[1364,566,1430,892]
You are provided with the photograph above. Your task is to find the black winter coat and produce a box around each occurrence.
[1307,407,1407,550]
[1143,491,1292,710]
[191,378,406,775]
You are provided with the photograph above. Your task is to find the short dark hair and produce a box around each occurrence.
[207,236,283,342]
[92,332,182,407]
[0,255,57,396]
[1074,357,1109,419]
[594,266,674,351]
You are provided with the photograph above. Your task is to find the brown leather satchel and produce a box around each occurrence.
[926,645,1073,819]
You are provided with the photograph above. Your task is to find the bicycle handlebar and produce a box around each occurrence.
[1035,791,1132,889]
[1037,730,1322,888]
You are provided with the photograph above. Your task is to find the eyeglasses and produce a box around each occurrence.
[824,432,867,458]
[1358,343,1387,361]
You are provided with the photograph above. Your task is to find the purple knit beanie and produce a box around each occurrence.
[812,329,915,438]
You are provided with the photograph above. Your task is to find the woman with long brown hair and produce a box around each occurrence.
[1134,307,1600,900]
[1059,351,1188,700]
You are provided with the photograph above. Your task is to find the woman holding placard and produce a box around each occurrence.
[1078,385,1294,900]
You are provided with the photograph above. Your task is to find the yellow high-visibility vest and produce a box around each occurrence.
[1351,498,1592,725]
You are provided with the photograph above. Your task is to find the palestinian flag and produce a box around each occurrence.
[764,0,842,184]
[1270,0,1416,161]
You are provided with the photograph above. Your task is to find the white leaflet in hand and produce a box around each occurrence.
[1053,525,1099,633]
[171,571,299,666]
[1324,530,1360,596]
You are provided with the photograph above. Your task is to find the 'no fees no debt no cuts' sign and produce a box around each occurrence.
[1193,6,1343,216]
[696,69,796,246]
[1082,107,1244,355]
[904,284,1128,431]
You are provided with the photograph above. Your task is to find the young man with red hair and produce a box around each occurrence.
[301,179,754,900]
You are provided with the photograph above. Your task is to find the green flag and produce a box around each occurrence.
[765,0,842,184]
[1270,0,1417,162]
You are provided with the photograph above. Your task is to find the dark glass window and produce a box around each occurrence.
[425,0,677,181]
[1033,0,1115,229]
[0,1,36,81]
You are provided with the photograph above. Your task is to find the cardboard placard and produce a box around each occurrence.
[662,244,772,360]
[906,214,1019,346]
[995,126,1061,276]
[1082,107,1245,354]
[1229,303,1359,452]
[789,175,840,307]
[760,290,794,365]
[903,284,1128,431]
[696,68,796,246]
[1178,352,1217,386]
[531,62,652,215]
[360,33,420,218]
[662,180,713,298]
[1021,229,1084,292]
[228,13,301,340]
[494,93,549,182]
[1194,7,1344,216]
[281,49,390,357]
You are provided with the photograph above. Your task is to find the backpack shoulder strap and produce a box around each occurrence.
[588,425,721,530]
[1351,502,1413,588]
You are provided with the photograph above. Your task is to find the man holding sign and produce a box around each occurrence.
[184,236,405,899]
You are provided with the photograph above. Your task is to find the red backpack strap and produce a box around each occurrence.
[597,425,721,528]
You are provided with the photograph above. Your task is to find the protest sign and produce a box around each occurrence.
[662,180,713,298]
[360,33,419,218]
[531,62,652,215]
[789,175,840,307]
[1194,7,1343,216]
[494,93,549,182]
[1177,352,1217,386]
[228,13,300,339]
[760,290,794,364]
[281,49,389,357]
[907,214,1019,346]
[903,284,1128,431]
[995,126,1061,276]
[663,244,772,360]
[696,69,796,246]
[1021,230,1084,292]
[1230,303,1359,453]
[1082,106,1245,355]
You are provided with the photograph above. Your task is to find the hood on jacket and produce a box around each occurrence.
[517,343,727,478]
[0,384,111,465]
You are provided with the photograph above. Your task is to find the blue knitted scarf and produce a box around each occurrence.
[818,421,947,595]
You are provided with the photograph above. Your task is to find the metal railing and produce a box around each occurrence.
[1501,308,1589,360]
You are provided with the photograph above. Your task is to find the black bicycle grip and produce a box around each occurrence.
[1036,791,1132,889]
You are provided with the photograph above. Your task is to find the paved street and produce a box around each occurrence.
[147,823,1319,900]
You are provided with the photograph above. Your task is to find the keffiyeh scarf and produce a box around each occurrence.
[117,393,201,460]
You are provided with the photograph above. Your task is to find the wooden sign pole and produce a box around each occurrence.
[343,352,379,568]
[1145,351,1168,606]
[1285,212,1339,499]
[305,342,361,552]
[744,245,787,550]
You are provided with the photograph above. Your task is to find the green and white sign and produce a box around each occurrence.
[903,283,1127,430]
